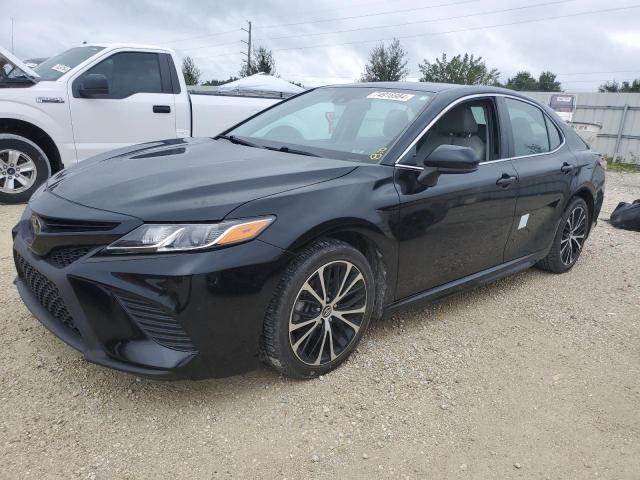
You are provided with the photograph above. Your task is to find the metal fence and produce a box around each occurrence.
[523,91,640,164]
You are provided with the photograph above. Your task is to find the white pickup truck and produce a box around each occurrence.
[0,44,281,203]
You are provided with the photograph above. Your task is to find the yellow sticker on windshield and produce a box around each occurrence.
[370,147,388,161]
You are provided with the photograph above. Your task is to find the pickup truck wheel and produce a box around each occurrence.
[0,135,50,204]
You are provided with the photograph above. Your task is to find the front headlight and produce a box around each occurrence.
[105,216,274,254]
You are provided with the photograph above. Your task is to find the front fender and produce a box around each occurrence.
[0,95,74,165]
[225,165,401,303]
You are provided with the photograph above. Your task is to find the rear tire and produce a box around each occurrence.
[537,197,590,273]
[261,239,375,379]
[0,134,51,204]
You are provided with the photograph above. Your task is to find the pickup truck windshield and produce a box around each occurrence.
[33,46,105,81]
[227,87,433,162]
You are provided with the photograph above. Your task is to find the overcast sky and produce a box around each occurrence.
[2,0,640,90]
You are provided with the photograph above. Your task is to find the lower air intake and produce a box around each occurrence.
[15,252,82,338]
[113,290,197,352]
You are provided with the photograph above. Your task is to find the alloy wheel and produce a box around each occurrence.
[289,260,367,366]
[0,149,38,194]
[560,206,587,266]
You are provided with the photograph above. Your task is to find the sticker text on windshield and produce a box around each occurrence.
[367,91,415,102]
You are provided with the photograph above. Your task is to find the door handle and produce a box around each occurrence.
[153,105,171,114]
[496,174,517,188]
[561,162,576,174]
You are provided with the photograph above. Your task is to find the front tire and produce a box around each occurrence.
[537,197,590,273]
[0,134,51,204]
[261,239,375,379]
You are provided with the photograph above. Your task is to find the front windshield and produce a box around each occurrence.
[228,87,433,162]
[33,46,105,81]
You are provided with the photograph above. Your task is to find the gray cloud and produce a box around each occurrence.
[2,0,640,90]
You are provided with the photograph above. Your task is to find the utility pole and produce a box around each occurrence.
[11,17,15,53]
[240,20,252,76]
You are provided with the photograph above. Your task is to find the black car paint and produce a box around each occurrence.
[47,137,359,222]
[13,83,605,379]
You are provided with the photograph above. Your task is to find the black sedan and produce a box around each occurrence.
[12,83,605,379]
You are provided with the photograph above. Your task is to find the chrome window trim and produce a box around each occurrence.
[394,92,566,170]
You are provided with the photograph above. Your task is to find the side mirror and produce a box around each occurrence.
[418,144,480,186]
[78,73,109,97]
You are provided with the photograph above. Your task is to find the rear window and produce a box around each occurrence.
[505,98,550,156]
[545,116,562,150]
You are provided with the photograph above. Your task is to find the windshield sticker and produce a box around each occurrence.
[370,147,388,161]
[51,64,71,74]
[367,91,415,102]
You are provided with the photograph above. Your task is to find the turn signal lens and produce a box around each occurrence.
[215,218,274,246]
[105,216,275,254]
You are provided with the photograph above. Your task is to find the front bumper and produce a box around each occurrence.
[13,200,291,380]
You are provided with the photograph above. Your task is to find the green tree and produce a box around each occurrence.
[182,56,201,86]
[202,76,239,86]
[599,80,620,92]
[360,38,409,82]
[537,71,562,91]
[419,53,500,86]
[240,46,276,77]
[505,71,538,91]
[599,79,640,92]
[506,71,563,91]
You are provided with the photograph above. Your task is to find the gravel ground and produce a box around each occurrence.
[1,171,639,479]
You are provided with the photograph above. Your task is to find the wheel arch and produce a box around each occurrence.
[571,185,596,231]
[0,118,63,173]
[286,219,398,319]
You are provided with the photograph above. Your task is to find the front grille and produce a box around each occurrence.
[113,290,197,352]
[15,252,81,338]
[46,246,93,268]
[37,216,118,233]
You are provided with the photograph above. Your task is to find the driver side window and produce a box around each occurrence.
[75,52,163,99]
[404,98,500,166]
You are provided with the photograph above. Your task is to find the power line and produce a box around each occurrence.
[561,79,640,84]
[191,4,640,78]
[254,0,578,43]
[161,28,241,45]
[255,0,478,30]
[178,39,243,52]
[274,0,428,18]
[169,0,476,50]
[557,69,640,76]
[267,4,640,53]
[180,0,581,53]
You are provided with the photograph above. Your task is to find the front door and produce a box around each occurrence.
[68,51,177,160]
[393,97,519,299]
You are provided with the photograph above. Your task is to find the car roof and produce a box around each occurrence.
[323,81,530,97]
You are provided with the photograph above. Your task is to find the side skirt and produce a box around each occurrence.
[383,252,545,315]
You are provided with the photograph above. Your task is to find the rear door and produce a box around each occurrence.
[500,97,575,261]
[393,96,519,299]
[68,51,177,160]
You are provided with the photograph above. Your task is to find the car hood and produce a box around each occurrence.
[0,45,39,85]
[47,137,360,222]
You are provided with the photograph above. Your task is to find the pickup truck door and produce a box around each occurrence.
[68,51,177,160]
